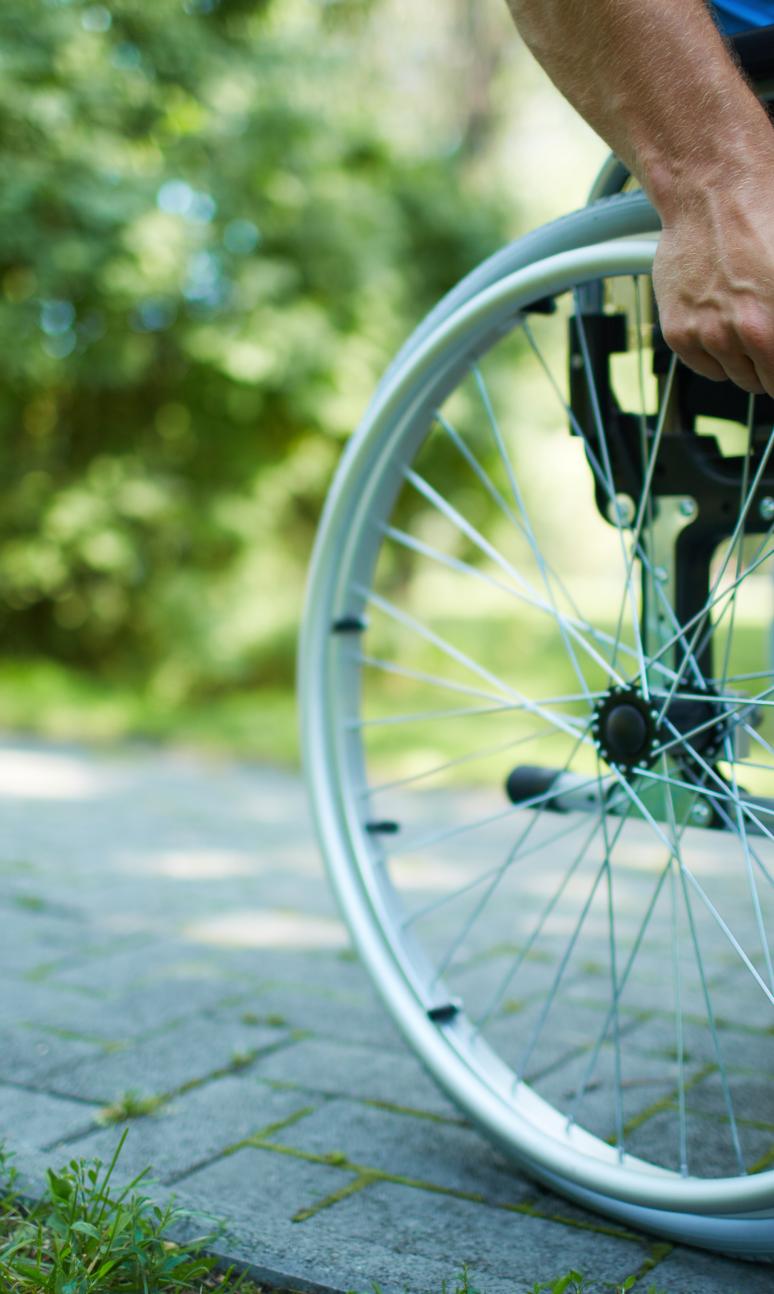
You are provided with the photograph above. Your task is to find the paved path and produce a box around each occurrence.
[0,738,771,1294]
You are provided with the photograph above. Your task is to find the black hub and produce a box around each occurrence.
[593,688,657,771]
[592,685,727,774]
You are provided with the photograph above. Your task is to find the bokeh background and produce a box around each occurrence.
[2,0,607,764]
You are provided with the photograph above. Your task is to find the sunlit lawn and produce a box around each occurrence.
[0,659,299,765]
[0,608,767,794]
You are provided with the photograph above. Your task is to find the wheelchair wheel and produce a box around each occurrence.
[299,213,774,1255]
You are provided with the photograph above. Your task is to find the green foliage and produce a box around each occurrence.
[0,1132,257,1292]
[97,1090,166,1125]
[527,1275,666,1294]
[1,0,509,704]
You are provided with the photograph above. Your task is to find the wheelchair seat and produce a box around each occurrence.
[731,21,774,81]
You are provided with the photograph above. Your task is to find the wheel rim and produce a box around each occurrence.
[301,240,774,1216]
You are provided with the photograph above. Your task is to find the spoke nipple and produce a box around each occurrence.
[689,802,713,827]
[760,496,774,523]
[332,615,367,634]
[654,566,669,583]
[428,999,461,1023]
[679,497,698,520]
[606,494,635,528]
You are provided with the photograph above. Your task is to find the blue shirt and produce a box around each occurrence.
[713,1,774,33]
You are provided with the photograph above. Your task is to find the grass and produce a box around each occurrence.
[0,1133,258,1294]
[0,658,299,765]
[0,1137,669,1294]
[97,1091,167,1125]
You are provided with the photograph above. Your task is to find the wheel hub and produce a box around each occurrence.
[592,684,729,774]
[592,687,657,771]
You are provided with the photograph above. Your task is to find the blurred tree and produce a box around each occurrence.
[0,0,510,701]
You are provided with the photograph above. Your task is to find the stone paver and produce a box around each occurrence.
[0,738,772,1294]
[269,1097,531,1204]
[65,1078,314,1184]
[0,1027,107,1085]
[0,1084,99,1150]
[251,1036,461,1119]
[295,1180,647,1294]
[40,1014,288,1103]
[213,985,408,1052]
[648,1249,774,1294]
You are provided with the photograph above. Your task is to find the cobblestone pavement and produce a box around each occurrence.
[0,738,772,1294]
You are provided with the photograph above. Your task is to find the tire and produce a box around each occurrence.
[376,192,658,388]
[299,208,774,1256]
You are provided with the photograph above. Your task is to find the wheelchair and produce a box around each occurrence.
[299,24,774,1257]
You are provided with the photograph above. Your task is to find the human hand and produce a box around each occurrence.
[652,186,774,397]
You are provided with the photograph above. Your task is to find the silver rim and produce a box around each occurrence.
[300,238,774,1228]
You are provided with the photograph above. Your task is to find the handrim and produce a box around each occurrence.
[300,235,774,1229]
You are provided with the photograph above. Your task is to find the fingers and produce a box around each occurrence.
[702,343,766,395]
[667,343,727,384]
[660,319,772,396]
[733,320,774,398]
[652,236,774,397]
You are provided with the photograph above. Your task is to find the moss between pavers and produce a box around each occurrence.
[231,1139,648,1247]
[89,1036,306,1131]
[567,996,774,1040]
[360,1098,468,1127]
[619,1064,715,1140]
[749,1144,774,1173]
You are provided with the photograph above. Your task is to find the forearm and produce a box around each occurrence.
[506,0,774,224]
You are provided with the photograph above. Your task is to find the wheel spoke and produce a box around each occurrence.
[636,764,774,830]
[654,430,774,725]
[357,585,590,743]
[391,747,596,861]
[598,754,625,1157]
[403,812,592,932]
[364,729,562,798]
[438,406,625,664]
[567,852,672,1132]
[610,351,676,678]
[514,851,609,1085]
[398,472,628,691]
[682,865,774,1009]
[716,400,756,702]
[649,717,774,867]
[523,316,703,690]
[572,307,651,697]
[473,364,594,704]
[669,860,688,1177]
[474,811,608,1031]
[678,865,747,1176]
[642,541,774,689]
[351,702,523,729]
[654,754,749,1175]
[359,653,519,705]
[723,733,774,995]
[428,725,593,984]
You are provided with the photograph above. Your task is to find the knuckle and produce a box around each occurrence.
[699,320,732,355]
[736,309,773,355]
[659,316,693,355]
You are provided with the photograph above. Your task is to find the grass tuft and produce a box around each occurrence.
[0,1132,258,1292]
[97,1090,167,1125]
